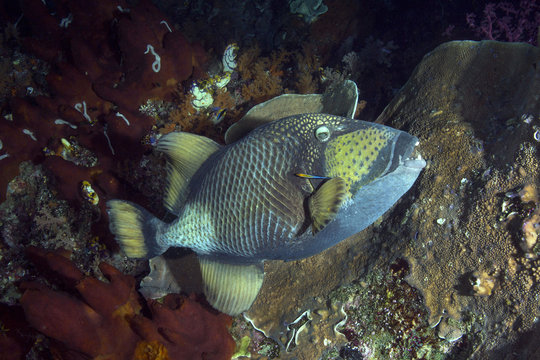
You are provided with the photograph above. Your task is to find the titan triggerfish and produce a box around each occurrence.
[107,113,425,315]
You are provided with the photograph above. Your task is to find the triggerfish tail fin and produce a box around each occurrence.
[107,200,167,259]
[308,177,348,235]
[199,257,264,316]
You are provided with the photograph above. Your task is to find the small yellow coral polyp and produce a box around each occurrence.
[133,340,169,360]
[80,180,99,205]
[472,271,496,297]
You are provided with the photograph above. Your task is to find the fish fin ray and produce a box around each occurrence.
[107,200,167,258]
[224,80,358,144]
[157,132,221,213]
[224,94,324,144]
[199,257,264,315]
[308,177,347,235]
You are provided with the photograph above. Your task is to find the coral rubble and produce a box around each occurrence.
[332,262,452,358]
[0,161,100,306]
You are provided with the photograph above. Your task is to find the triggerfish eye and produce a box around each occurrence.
[315,126,330,142]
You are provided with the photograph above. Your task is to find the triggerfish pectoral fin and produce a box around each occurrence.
[199,256,264,316]
[308,177,347,234]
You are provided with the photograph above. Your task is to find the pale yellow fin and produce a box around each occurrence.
[199,257,264,316]
[107,200,167,258]
[224,93,324,144]
[308,177,347,234]
[224,80,358,144]
[156,132,221,214]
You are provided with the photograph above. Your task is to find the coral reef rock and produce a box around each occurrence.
[289,0,328,24]
[244,40,540,359]
[377,40,540,358]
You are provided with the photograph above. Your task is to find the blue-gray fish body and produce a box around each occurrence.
[107,113,425,315]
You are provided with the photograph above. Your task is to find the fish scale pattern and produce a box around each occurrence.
[177,129,305,258]
[162,114,360,259]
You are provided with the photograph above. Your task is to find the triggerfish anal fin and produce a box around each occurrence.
[199,257,264,316]
[156,132,221,214]
[308,177,347,235]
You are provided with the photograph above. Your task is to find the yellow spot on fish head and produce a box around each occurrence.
[324,126,394,197]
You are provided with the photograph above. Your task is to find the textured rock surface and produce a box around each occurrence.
[245,40,540,359]
[377,40,540,357]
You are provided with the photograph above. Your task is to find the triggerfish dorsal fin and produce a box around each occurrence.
[157,132,221,214]
[224,80,359,144]
[308,177,347,235]
[199,257,264,316]
[224,94,323,144]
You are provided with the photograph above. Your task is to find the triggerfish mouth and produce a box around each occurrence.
[107,113,425,315]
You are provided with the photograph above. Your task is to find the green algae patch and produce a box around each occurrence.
[330,262,453,359]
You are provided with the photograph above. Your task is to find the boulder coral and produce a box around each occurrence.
[240,40,540,359]
[19,246,235,360]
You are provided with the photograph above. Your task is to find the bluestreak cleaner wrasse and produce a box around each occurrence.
[210,107,227,124]
[107,113,425,315]
[295,173,331,179]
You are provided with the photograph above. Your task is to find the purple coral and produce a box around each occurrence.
[466,1,539,45]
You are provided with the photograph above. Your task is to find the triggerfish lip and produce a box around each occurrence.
[379,132,421,176]
[396,138,426,172]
